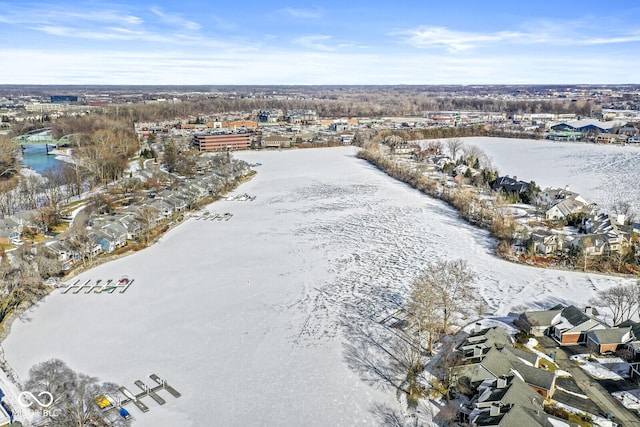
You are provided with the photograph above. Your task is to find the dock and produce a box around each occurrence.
[73,279,92,294]
[118,386,149,413]
[135,380,165,405]
[150,374,181,398]
[61,279,80,294]
[60,277,134,295]
[108,374,180,417]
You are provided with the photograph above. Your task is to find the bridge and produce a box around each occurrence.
[13,130,79,150]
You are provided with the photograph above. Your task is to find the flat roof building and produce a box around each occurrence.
[192,133,251,152]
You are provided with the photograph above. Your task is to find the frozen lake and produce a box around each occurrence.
[460,137,640,214]
[2,146,632,426]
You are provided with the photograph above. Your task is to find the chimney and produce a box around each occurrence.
[490,403,501,417]
[497,377,508,389]
[617,213,626,225]
[474,322,482,333]
[585,306,594,316]
[565,184,570,191]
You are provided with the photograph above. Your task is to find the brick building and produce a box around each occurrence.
[192,133,251,152]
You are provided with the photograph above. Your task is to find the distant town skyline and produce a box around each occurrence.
[1,0,640,85]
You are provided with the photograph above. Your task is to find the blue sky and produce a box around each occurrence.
[1,1,640,84]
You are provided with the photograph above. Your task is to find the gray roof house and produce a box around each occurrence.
[150,199,174,220]
[550,305,607,344]
[119,215,141,240]
[585,327,632,354]
[100,222,128,248]
[514,306,564,336]
[44,240,80,270]
[464,375,577,427]
[91,230,118,254]
[457,325,514,361]
[545,197,589,221]
[511,363,556,398]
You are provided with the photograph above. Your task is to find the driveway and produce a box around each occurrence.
[538,336,639,426]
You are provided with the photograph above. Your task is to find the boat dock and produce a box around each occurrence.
[59,276,135,295]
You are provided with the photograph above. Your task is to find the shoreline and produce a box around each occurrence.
[357,147,640,279]
[0,169,255,371]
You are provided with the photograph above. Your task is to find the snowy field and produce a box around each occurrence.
[2,147,635,426]
[460,137,640,214]
[569,354,631,380]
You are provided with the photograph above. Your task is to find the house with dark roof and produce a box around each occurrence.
[550,306,607,345]
[617,320,640,362]
[514,305,564,336]
[457,325,514,362]
[512,363,556,398]
[491,176,529,197]
[586,327,632,354]
[463,375,577,427]
[453,344,556,398]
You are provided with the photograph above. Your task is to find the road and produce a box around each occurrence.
[539,336,639,426]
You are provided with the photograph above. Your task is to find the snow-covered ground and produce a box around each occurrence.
[1,147,635,426]
[569,354,631,380]
[460,137,640,214]
[612,389,640,410]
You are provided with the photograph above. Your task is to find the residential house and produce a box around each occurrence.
[536,187,589,209]
[545,197,589,221]
[461,375,544,424]
[90,230,118,254]
[595,134,618,144]
[491,176,529,197]
[511,362,556,398]
[514,305,564,336]
[44,240,80,270]
[453,326,556,398]
[550,306,607,344]
[150,199,174,220]
[531,230,564,255]
[568,234,610,256]
[585,327,632,354]
[118,214,141,240]
[468,402,578,427]
[0,219,21,245]
[166,192,190,212]
[457,324,514,361]
[100,222,128,248]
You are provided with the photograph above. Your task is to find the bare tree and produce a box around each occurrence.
[0,136,19,179]
[24,359,131,427]
[447,139,463,161]
[407,275,441,356]
[610,200,636,225]
[135,206,159,245]
[590,283,640,325]
[411,259,477,338]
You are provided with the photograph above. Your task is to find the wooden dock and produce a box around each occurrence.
[111,374,180,416]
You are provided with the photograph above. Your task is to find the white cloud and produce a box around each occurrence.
[294,35,336,51]
[150,7,201,31]
[399,26,524,52]
[399,23,640,52]
[281,7,323,19]
[3,46,639,85]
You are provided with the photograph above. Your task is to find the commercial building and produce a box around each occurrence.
[192,133,251,152]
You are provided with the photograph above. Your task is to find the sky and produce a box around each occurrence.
[1,1,640,85]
